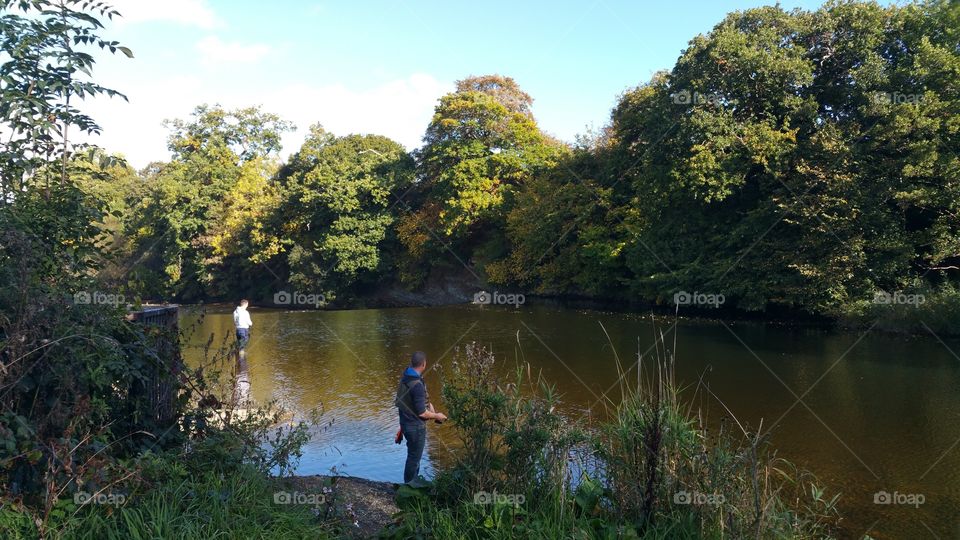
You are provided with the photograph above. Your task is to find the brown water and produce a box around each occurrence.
[181,304,960,539]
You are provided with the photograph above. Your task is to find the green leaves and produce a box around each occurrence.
[404,74,563,276]
[0,0,131,195]
[274,129,414,298]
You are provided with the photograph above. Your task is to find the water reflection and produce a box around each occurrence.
[181,304,960,538]
[230,351,251,408]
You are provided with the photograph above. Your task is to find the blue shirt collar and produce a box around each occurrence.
[403,366,421,378]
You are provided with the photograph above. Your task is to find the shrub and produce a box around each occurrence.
[392,330,840,539]
[437,342,581,510]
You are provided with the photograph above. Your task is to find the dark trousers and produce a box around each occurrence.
[400,420,426,483]
[236,328,249,349]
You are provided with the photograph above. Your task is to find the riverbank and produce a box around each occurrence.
[281,475,399,538]
[190,282,960,339]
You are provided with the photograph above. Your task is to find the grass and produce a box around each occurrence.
[383,330,841,539]
[0,459,334,540]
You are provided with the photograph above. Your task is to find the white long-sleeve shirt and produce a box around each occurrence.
[233,306,252,329]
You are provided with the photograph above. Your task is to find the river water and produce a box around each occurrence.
[181,304,960,538]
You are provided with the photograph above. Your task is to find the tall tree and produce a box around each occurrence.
[269,126,414,301]
[400,74,564,283]
[125,105,293,300]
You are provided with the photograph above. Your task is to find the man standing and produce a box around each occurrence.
[233,299,252,350]
[395,351,446,484]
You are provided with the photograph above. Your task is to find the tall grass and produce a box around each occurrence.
[590,322,839,538]
[40,463,331,540]
[387,322,840,539]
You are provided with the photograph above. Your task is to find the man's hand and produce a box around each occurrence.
[419,410,447,422]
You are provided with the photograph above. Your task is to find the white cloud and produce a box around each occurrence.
[196,36,272,66]
[265,73,451,157]
[80,75,205,166]
[79,73,452,168]
[109,0,221,29]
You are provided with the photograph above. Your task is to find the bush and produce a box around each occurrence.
[389,332,840,539]
[836,283,960,336]
[436,342,582,510]
[0,189,319,536]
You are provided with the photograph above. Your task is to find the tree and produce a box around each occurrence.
[125,105,293,300]
[490,132,629,295]
[0,0,131,198]
[270,126,415,300]
[400,74,564,282]
[515,1,959,314]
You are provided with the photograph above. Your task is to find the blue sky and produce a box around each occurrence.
[90,0,827,167]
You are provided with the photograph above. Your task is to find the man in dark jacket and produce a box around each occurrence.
[396,351,446,483]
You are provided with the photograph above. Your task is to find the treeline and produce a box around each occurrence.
[85,0,958,320]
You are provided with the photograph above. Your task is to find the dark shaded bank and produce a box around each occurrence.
[275,281,960,338]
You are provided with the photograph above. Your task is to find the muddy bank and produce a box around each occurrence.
[277,475,399,538]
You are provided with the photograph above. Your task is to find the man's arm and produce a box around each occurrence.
[413,383,446,421]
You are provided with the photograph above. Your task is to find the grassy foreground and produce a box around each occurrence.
[382,340,841,539]
[2,336,839,540]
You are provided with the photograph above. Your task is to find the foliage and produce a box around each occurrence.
[0,186,177,518]
[502,0,960,317]
[437,343,580,508]
[836,283,960,335]
[387,335,840,539]
[398,75,565,280]
[270,126,416,301]
[0,0,130,196]
[49,2,953,328]
[488,136,627,294]
[123,105,293,300]
[0,7,317,535]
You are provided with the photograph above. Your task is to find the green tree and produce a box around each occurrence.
[270,126,415,301]
[400,75,564,283]
[606,1,958,313]
[0,0,131,198]
[125,105,293,300]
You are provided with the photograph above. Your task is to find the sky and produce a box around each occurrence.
[84,0,827,168]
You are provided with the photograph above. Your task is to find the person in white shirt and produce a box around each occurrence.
[233,299,252,350]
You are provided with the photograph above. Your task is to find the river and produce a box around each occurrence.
[181,303,960,538]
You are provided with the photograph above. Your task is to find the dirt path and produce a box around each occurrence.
[281,475,399,538]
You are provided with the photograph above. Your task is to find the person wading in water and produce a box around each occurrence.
[395,351,446,484]
[233,299,252,352]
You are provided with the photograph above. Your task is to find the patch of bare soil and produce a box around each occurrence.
[281,475,399,538]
